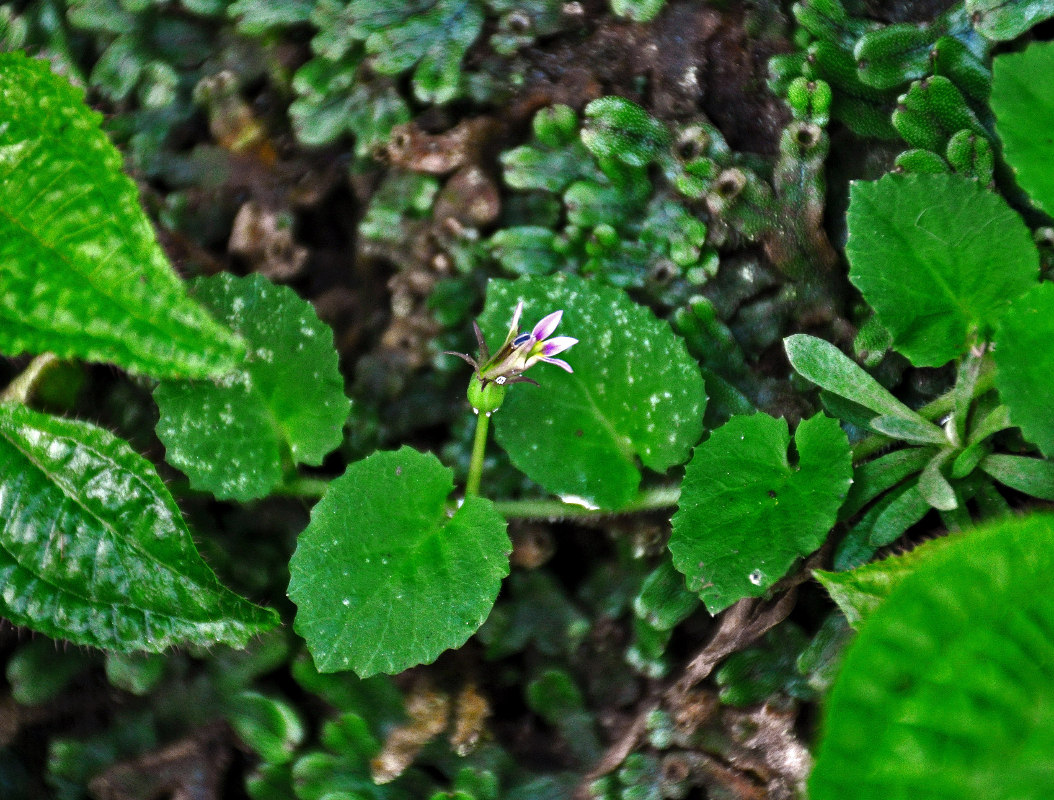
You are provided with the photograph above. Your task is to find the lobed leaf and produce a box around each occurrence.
[155,274,349,501]
[846,173,1039,367]
[992,41,1054,216]
[669,413,852,614]
[288,447,511,677]
[0,403,278,651]
[480,274,706,510]
[811,513,1054,800]
[0,52,244,379]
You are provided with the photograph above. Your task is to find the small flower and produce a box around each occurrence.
[447,301,578,390]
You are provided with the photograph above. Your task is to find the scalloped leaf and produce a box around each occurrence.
[479,274,706,510]
[846,173,1039,367]
[993,283,1054,459]
[0,403,278,650]
[811,513,1054,800]
[0,52,244,379]
[154,273,349,501]
[288,447,510,677]
[669,413,852,614]
[992,41,1054,216]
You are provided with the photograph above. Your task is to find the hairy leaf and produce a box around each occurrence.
[480,274,706,510]
[155,274,349,501]
[0,403,278,650]
[815,533,960,627]
[811,513,1054,800]
[846,173,1038,366]
[288,447,510,677]
[992,41,1054,216]
[0,52,244,378]
[670,414,852,614]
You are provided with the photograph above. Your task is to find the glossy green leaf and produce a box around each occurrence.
[967,0,1054,40]
[846,173,1039,367]
[992,41,1054,216]
[0,403,278,651]
[669,413,852,614]
[994,283,1054,458]
[288,447,511,677]
[480,274,706,510]
[815,533,960,628]
[811,513,1054,800]
[155,273,349,501]
[0,52,244,379]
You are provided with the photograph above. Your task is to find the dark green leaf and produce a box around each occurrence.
[0,52,244,379]
[155,274,349,501]
[481,275,706,510]
[811,513,1054,800]
[670,413,852,614]
[288,447,511,677]
[992,41,1054,216]
[0,403,278,651]
[840,447,934,521]
[994,283,1054,458]
[846,173,1039,366]
[868,480,929,546]
[980,454,1054,500]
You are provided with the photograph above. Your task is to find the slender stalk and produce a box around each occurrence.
[493,484,682,520]
[1,353,61,405]
[465,411,490,497]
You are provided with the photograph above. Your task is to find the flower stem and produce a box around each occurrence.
[465,411,490,497]
[1,353,61,405]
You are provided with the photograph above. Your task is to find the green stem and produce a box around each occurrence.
[493,484,682,520]
[465,411,490,497]
[1,353,61,405]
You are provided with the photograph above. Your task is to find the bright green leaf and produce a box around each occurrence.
[846,173,1039,367]
[227,691,305,765]
[669,413,852,614]
[480,274,706,510]
[0,403,278,651]
[811,513,1054,800]
[288,447,511,677]
[0,52,244,379]
[980,453,1054,500]
[992,41,1054,216]
[155,274,349,502]
[581,97,671,168]
[994,282,1054,458]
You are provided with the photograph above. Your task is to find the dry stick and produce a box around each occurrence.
[578,558,819,795]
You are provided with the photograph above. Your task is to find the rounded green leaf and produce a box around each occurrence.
[992,41,1054,215]
[479,275,706,510]
[0,403,279,651]
[288,447,511,677]
[993,282,1054,458]
[810,513,1054,800]
[967,0,1054,41]
[155,273,349,501]
[846,173,1039,367]
[0,52,244,379]
[669,413,852,614]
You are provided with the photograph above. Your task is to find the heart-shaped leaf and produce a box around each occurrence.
[670,413,852,614]
[288,447,510,677]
